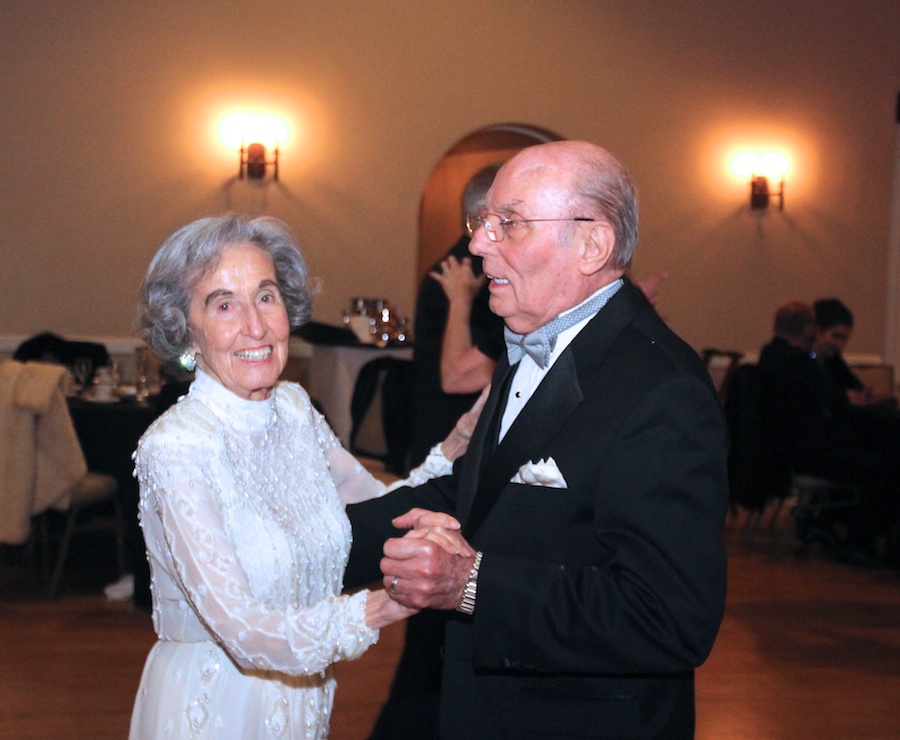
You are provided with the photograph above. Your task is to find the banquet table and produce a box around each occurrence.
[68,397,158,493]
[306,343,413,448]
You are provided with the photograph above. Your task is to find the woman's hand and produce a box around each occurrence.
[430,256,486,305]
[439,386,489,461]
[392,508,462,531]
[365,588,418,629]
[392,508,474,556]
[636,270,669,307]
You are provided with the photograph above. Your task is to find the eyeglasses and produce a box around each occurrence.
[465,212,595,243]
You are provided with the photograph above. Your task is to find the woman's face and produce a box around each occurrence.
[188,242,290,400]
[814,323,852,359]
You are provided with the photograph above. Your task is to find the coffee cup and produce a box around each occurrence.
[94,383,115,401]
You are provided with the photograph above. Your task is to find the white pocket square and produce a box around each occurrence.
[510,457,568,489]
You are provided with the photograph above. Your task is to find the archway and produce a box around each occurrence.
[417,123,563,278]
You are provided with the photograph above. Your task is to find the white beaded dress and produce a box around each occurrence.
[129,369,448,739]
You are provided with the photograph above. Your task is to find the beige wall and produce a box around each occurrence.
[2,1,898,359]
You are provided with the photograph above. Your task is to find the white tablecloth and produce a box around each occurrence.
[307,344,413,447]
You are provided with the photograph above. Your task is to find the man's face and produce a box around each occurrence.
[815,323,852,358]
[468,152,594,335]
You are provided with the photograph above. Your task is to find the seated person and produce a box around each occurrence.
[813,298,893,407]
[759,301,899,564]
[760,302,849,449]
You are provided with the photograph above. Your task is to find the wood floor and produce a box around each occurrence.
[2,506,899,739]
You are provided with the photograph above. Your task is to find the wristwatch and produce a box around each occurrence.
[456,551,483,615]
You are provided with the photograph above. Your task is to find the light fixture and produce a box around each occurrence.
[749,174,782,210]
[239,141,279,181]
[220,112,288,182]
[732,151,788,211]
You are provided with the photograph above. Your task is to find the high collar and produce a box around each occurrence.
[188,367,277,433]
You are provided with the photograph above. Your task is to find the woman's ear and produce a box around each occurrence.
[578,221,615,276]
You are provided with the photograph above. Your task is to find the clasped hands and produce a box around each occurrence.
[381,508,476,611]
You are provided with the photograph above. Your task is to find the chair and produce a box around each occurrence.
[44,472,124,599]
[723,363,863,551]
[701,348,744,403]
[13,332,111,385]
[722,363,792,543]
[0,359,125,598]
[349,357,415,475]
[782,474,861,556]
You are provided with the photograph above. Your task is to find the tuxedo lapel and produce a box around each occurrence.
[456,360,515,525]
[500,352,582,456]
[462,351,582,538]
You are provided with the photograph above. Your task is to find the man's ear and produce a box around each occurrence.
[578,221,615,276]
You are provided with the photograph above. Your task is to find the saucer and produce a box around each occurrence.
[83,389,118,403]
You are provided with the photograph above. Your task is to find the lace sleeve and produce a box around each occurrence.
[323,441,454,505]
[310,406,453,505]
[138,432,378,675]
[388,445,453,490]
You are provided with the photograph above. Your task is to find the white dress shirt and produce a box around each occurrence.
[499,280,622,440]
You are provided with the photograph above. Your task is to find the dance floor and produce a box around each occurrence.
[1,498,898,739]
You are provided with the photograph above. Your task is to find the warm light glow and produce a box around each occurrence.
[219,112,289,150]
[731,150,789,181]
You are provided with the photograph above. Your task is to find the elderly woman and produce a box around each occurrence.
[130,215,479,738]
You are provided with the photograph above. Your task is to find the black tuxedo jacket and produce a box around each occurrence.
[346,279,729,739]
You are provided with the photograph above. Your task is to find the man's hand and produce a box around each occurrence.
[382,508,476,610]
[392,508,473,556]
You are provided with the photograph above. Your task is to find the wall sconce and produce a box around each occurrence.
[239,141,279,181]
[221,112,288,182]
[732,151,789,211]
[750,173,783,210]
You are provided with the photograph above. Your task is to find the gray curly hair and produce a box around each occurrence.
[136,214,313,363]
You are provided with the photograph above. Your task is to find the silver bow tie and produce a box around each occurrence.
[504,279,625,369]
[505,326,556,368]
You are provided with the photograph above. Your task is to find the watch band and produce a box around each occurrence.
[456,551,483,615]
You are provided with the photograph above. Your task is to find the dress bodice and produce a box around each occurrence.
[135,369,376,675]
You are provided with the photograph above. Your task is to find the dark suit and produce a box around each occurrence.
[347,279,729,739]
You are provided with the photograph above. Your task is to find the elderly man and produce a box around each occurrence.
[345,141,728,738]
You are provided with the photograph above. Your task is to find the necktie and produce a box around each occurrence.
[504,280,623,368]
